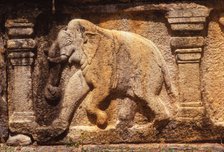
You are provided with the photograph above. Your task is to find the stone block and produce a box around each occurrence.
[9,58,34,66]
[7,65,37,134]
[171,23,204,31]
[178,63,201,107]
[8,28,34,38]
[180,102,203,107]
[5,19,34,28]
[167,17,206,24]
[171,37,205,48]
[175,48,202,54]
[7,134,32,146]
[167,9,210,18]
[176,53,201,62]
[178,107,204,118]
[8,52,35,59]
[7,39,36,50]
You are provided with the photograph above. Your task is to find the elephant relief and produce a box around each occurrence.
[40,19,177,141]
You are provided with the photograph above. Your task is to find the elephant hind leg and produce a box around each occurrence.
[144,94,171,129]
[85,88,110,128]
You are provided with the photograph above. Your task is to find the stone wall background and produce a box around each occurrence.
[0,33,8,142]
[202,10,224,124]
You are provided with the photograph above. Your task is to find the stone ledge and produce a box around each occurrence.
[0,144,224,152]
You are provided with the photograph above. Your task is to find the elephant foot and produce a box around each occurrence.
[153,114,170,131]
[96,111,108,129]
[44,84,61,103]
[34,120,69,143]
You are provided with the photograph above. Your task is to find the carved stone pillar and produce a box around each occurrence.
[5,19,36,133]
[166,8,210,121]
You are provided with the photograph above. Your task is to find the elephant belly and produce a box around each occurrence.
[131,61,164,98]
[115,52,163,97]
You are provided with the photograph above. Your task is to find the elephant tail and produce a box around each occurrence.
[161,61,178,100]
[149,40,178,99]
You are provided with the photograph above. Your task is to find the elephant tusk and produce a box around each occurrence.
[60,54,68,61]
[47,54,69,63]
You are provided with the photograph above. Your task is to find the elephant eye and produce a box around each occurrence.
[84,38,87,44]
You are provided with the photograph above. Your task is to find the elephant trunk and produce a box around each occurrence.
[47,41,68,63]
[44,41,63,102]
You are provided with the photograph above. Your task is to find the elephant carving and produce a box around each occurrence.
[41,19,177,141]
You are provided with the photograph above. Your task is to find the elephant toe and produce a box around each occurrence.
[153,116,170,131]
[96,111,108,129]
[44,85,61,102]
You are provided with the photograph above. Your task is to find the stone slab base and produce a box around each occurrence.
[1,144,224,152]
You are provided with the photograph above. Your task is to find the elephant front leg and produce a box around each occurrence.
[85,88,110,128]
[55,70,90,128]
[35,70,90,143]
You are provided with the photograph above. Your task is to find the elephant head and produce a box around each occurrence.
[45,19,101,101]
[47,19,101,69]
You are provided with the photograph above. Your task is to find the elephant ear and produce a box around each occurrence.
[82,31,101,64]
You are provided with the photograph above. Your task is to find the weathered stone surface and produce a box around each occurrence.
[171,23,204,31]
[168,17,206,24]
[0,36,8,142]
[8,66,35,126]
[180,102,203,107]
[0,144,224,152]
[9,58,34,66]
[219,13,224,26]
[81,144,224,152]
[7,39,36,50]
[202,13,224,126]
[8,52,35,59]
[1,0,224,148]
[177,63,203,118]
[171,37,205,48]
[0,97,8,142]
[167,5,207,124]
[8,28,34,38]
[5,19,34,28]
[69,3,209,13]
[176,53,201,62]
[175,48,202,54]
[7,134,32,146]
[167,9,210,18]
[35,19,177,142]
[178,107,204,118]
[5,18,37,138]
